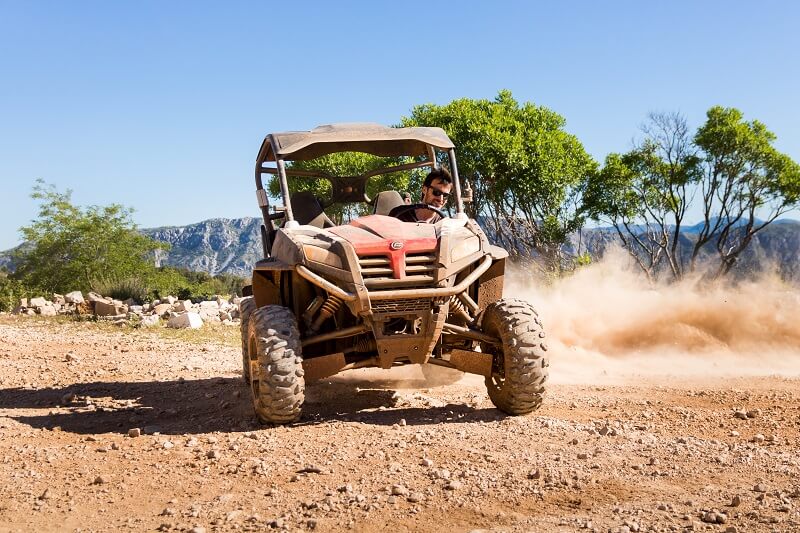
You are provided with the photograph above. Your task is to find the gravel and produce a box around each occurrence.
[0,318,797,532]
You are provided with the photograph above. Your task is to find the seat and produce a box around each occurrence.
[290,191,335,228]
[373,190,405,216]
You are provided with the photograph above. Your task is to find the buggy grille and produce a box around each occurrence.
[358,252,437,288]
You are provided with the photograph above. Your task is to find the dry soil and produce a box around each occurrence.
[1,263,799,533]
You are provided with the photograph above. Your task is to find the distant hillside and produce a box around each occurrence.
[571,219,800,281]
[2,217,799,281]
[143,217,263,278]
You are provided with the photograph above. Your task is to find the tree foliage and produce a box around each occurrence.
[13,180,168,294]
[693,106,800,277]
[0,271,31,312]
[402,90,597,271]
[267,152,417,224]
[585,112,702,281]
[586,107,800,280]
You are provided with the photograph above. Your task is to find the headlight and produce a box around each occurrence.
[302,245,343,269]
[450,236,481,262]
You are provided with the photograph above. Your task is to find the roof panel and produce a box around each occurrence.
[258,123,454,162]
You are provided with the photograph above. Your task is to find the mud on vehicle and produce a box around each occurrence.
[240,123,548,424]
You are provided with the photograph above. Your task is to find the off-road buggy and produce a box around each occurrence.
[240,123,548,424]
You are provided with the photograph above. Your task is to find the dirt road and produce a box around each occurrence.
[1,314,798,533]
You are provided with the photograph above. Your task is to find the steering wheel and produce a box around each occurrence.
[390,203,448,221]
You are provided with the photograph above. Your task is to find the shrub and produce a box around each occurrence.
[148,267,247,302]
[13,181,167,294]
[0,274,32,312]
[93,277,150,303]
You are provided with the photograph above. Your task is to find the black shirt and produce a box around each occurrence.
[388,205,443,224]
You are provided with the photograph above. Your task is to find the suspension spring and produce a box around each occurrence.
[320,294,343,317]
[309,294,343,333]
[449,295,472,322]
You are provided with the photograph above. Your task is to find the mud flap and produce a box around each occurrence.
[448,349,493,377]
[302,352,347,382]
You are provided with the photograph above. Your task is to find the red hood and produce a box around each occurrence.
[328,215,438,279]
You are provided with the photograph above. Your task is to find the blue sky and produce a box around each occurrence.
[1,1,799,250]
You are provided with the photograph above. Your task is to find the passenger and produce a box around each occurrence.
[389,168,452,223]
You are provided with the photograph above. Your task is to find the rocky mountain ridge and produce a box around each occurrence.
[2,217,799,280]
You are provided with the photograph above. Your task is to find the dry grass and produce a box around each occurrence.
[0,313,239,348]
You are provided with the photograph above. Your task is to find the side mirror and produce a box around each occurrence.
[462,180,473,203]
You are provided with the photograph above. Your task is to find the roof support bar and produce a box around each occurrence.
[275,158,295,224]
[447,148,465,216]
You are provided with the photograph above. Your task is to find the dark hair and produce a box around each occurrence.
[423,168,452,187]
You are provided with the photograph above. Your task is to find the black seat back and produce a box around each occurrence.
[290,191,334,228]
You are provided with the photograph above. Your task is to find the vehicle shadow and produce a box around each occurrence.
[1,376,502,435]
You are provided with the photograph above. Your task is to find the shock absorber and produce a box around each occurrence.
[309,293,343,334]
[449,294,472,322]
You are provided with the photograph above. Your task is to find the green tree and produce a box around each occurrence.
[586,107,800,281]
[584,112,702,281]
[693,106,800,278]
[13,180,167,294]
[402,90,598,271]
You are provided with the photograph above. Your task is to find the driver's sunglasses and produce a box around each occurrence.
[429,188,450,199]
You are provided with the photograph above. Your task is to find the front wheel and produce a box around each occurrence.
[480,298,548,415]
[247,305,305,424]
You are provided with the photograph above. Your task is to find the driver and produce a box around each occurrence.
[389,168,453,223]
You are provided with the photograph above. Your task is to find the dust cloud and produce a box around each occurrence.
[508,249,800,385]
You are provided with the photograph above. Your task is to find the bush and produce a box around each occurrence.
[148,267,248,303]
[0,274,32,312]
[13,181,167,294]
[93,277,150,303]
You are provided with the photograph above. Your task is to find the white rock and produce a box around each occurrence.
[30,297,48,308]
[167,312,203,329]
[39,305,58,317]
[199,308,221,321]
[164,296,177,304]
[64,291,85,304]
[153,303,172,316]
[94,301,127,317]
[140,315,160,327]
[87,292,106,303]
[200,300,220,309]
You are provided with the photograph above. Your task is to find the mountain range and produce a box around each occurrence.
[2,217,799,281]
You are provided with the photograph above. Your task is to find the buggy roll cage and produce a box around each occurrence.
[253,123,466,257]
